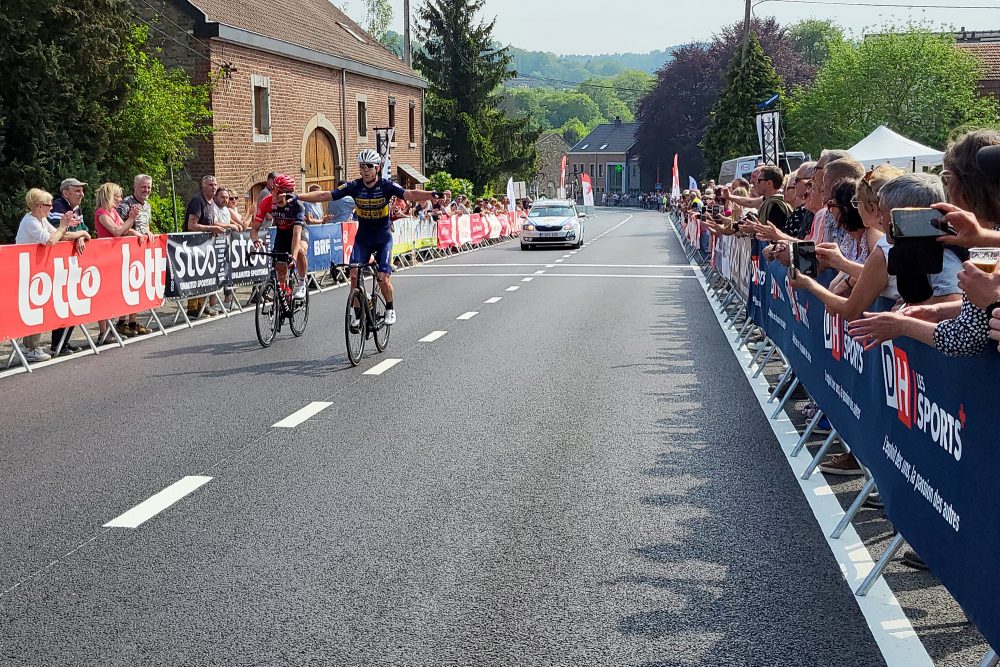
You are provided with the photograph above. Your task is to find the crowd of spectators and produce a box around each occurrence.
[601,191,668,210]
[676,127,1000,569]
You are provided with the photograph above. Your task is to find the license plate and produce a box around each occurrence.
[539,231,564,237]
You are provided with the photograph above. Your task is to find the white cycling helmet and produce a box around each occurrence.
[357,149,381,165]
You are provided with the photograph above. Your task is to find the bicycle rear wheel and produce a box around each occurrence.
[372,289,390,352]
[290,278,309,337]
[345,287,366,366]
[255,279,279,347]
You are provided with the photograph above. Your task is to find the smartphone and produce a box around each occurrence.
[712,205,723,217]
[790,240,818,278]
[890,208,953,239]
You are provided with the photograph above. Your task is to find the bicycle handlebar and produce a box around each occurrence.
[249,251,293,261]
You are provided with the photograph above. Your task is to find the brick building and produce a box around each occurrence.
[141,0,427,206]
[567,118,640,199]
[952,29,1000,103]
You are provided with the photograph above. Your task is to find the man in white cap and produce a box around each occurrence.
[47,177,92,355]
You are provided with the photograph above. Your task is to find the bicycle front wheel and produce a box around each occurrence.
[345,287,366,366]
[290,284,309,337]
[255,280,279,347]
[372,289,390,352]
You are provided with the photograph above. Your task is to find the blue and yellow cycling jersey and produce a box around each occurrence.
[330,177,406,242]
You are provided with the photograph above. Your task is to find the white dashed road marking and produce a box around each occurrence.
[364,358,402,375]
[521,277,534,282]
[484,297,502,304]
[456,311,479,320]
[555,259,564,263]
[272,401,334,428]
[104,476,213,529]
[534,270,546,274]
[506,286,520,292]
[419,331,448,342]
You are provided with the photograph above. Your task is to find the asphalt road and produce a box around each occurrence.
[0,208,932,666]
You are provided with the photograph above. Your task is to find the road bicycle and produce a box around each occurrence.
[334,262,390,365]
[250,251,309,347]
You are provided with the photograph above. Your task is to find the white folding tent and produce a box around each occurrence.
[847,125,944,171]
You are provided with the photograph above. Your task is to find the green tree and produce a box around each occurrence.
[559,118,588,145]
[415,0,538,192]
[702,34,784,179]
[786,28,999,157]
[543,91,603,128]
[788,19,844,67]
[607,70,654,116]
[106,26,213,189]
[578,79,632,123]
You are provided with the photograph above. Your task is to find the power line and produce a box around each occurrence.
[753,0,1000,9]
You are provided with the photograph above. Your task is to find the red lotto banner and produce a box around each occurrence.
[342,221,358,264]
[436,217,455,249]
[0,236,168,342]
[470,214,487,244]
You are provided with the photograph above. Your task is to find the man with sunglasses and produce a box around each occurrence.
[293,149,440,326]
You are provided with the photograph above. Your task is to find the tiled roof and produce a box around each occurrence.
[569,122,639,153]
[184,0,421,82]
[956,42,1000,80]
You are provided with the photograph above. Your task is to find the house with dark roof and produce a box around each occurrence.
[952,29,1000,103]
[567,118,640,198]
[140,0,428,204]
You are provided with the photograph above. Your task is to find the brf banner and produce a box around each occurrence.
[0,236,167,341]
[165,232,230,298]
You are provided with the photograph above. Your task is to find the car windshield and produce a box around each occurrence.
[529,206,574,218]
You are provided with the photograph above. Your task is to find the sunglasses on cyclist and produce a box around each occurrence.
[360,163,377,170]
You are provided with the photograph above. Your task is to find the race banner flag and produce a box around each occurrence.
[581,172,595,207]
[672,153,681,198]
[689,176,699,191]
[506,177,517,212]
[559,154,568,199]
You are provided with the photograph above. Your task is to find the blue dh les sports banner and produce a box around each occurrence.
[748,246,1000,649]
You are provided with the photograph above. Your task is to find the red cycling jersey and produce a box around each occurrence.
[254,194,305,232]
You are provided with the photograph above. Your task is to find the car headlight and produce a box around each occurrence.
[562,222,575,230]
[523,223,535,231]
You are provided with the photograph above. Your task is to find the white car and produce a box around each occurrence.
[520,199,586,250]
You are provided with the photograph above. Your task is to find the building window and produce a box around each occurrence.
[598,164,604,178]
[388,98,396,131]
[251,75,271,142]
[608,163,624,191]
[589,163,595,177]
[409,100,416,145]
[357,97,368,139]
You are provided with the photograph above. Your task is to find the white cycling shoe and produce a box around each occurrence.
[293,283,307,300]
[384,309,396,325]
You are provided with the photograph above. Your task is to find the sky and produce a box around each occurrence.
[381,0,1000,55]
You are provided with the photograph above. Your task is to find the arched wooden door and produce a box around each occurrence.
[305,128,338,192]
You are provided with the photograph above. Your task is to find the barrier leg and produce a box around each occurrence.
[831,476,877,539]
[856,533,905,596]
[734,317,753,342]
[5,341,32,373]
[147,309,167,336]
[752,345,778,378]
[768,367,793,403]
[791,409,824,457]
[801,430,839,480]
[748,338,772,368]
[977,648,999,667]
[81,323,103,353]
[770,377,800,419]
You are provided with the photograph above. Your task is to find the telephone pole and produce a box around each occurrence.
[741,0,752,65]
[403,0,412,67]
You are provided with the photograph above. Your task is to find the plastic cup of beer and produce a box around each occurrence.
[970,248,1000,274]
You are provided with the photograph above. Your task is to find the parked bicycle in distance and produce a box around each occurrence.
[249,251,310,347]
[333,262,390,366]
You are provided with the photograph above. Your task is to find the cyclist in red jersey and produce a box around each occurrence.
[251,174,309,299]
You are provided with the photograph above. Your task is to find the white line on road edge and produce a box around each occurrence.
[505,286,520,291]
[667,222,932,667]
[104,476,212,528]
[521,277,534,282]
[484,297,502,304]
[272,401,334,428]
[419,331,448,342]
[456,311,479,320]
[364,358,402,375]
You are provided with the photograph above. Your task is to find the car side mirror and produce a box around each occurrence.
[579,212,587,218]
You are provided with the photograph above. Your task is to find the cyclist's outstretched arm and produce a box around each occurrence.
[403,189,439,204]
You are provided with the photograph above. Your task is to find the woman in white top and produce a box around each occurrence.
[14,188,75,362]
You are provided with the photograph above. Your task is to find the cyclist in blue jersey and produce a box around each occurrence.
[292,149,440,325]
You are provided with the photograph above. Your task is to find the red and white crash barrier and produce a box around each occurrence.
[2,237,168,342]
[436,212,525,250]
